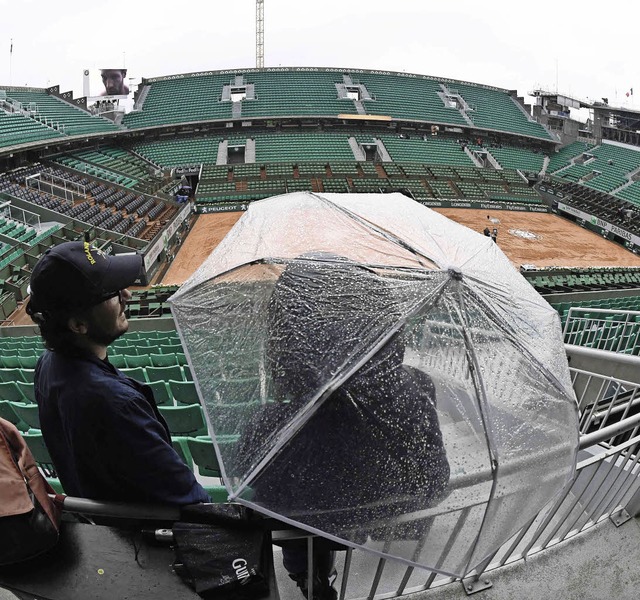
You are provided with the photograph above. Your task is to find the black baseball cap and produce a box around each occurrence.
[28,241,142,313]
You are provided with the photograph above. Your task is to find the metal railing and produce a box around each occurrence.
[562,307,640,355]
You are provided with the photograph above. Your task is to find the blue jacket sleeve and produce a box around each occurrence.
[99,389,211,505]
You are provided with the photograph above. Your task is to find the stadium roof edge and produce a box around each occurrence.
[0,85,47,92]
[141,66,514,94]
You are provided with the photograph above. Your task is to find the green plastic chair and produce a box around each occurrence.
[0,368,26,383]
[150,353,178,367]
[146,365,184,383]
[125,354,152,368]
[120,366,148,383]
[187,436,221,477]
[147,380,173,406]
[1,354,21,369]
[10,402,40,430]
[171,436,194,469]
[169,380,199,405]
[158,404,207,436]
[0,381,28,403]
[19,369,35,383]
[18,355,38,370]
[108,353,127,369]
[203,484,230,503]
[0,399,27,431]
[158,343,183,354]
[15,380,35,402]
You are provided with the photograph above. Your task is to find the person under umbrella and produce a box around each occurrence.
[239,252,450,598]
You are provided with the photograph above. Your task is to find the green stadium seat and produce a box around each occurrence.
[22,431,63,492]
[187,436,222,477]
[150,353,179,367]
[0,368,26,383]
[158,343,183,354]
[147,380,173,406]
[10,402,40,430]
[15,380,35,402]
[0,381,28,403]
[147,365,184,383]
[125,354,152,368]
[171,436,194,469]
[158,404,208,436]
[1,354,21,369]
[19,369,35,384]
[120,367,148,383]
[0,399,26,431]
[18,355,38,370]
[169,380,199,405]
[108,353,128,369]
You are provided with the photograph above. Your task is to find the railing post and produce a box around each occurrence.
[624,486,640,519]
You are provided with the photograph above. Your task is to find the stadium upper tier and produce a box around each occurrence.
[122,68,554,141]
[2,89,119,142]
[0,110,62,149]
[550,141,640,208]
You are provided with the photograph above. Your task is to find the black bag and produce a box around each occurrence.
[173,503,271,599]
[0,417,62,565]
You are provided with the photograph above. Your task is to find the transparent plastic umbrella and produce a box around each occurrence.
[169,192,579,577]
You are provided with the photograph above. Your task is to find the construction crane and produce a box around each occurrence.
[256,0,264,68]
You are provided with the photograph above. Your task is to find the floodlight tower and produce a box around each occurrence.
[256,0,264,68]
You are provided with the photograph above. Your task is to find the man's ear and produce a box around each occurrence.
[67,315,88,335]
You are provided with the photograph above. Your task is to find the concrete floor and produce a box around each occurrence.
[3,516,639,600]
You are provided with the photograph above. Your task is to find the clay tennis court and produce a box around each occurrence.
[161,208,640,285]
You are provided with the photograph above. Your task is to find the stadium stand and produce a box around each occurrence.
[0,110,63,149]
[133,136,224,167]
[380,135,476,166]
[240,70,348,118]
[547,141,595,174]
[123,73,235,129]
[545,179,640,238]
[552,141,640,195]
[5,89,119,136]
[53,147,160,192]
[452,81,552,140]
[122,68,554,141]
[472,144,546,172]
[524,267,640,295]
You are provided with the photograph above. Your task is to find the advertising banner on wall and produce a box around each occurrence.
[557,201,640,251]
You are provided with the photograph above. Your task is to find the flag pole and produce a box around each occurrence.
[9,39,13,86]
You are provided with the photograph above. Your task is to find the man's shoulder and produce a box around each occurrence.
[39,350,143,399]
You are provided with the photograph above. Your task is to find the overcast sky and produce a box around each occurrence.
[1,0,638,110]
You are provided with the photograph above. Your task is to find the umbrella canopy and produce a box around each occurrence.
[170,192,579,577]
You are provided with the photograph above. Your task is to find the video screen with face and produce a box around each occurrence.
[84,68,131,100]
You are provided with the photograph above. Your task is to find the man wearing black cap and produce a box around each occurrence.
[26,241,209,505]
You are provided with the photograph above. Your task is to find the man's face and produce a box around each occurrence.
[101,70,124,95]
[84,289,131,346]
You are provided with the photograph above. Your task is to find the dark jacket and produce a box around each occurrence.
[35,350,209,505]
[238,254,450,529]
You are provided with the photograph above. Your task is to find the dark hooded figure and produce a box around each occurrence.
[237,253,450,598]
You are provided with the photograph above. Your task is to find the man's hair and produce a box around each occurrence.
[101,68,126,78]
[25,301,83,354]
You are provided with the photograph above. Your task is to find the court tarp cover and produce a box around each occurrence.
[170,192,579,577]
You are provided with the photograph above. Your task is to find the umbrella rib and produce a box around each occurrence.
[309,192,440,270]
[462,276,578,402]
[448,282,502,576]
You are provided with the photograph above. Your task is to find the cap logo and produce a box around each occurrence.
[83,242,107,265]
